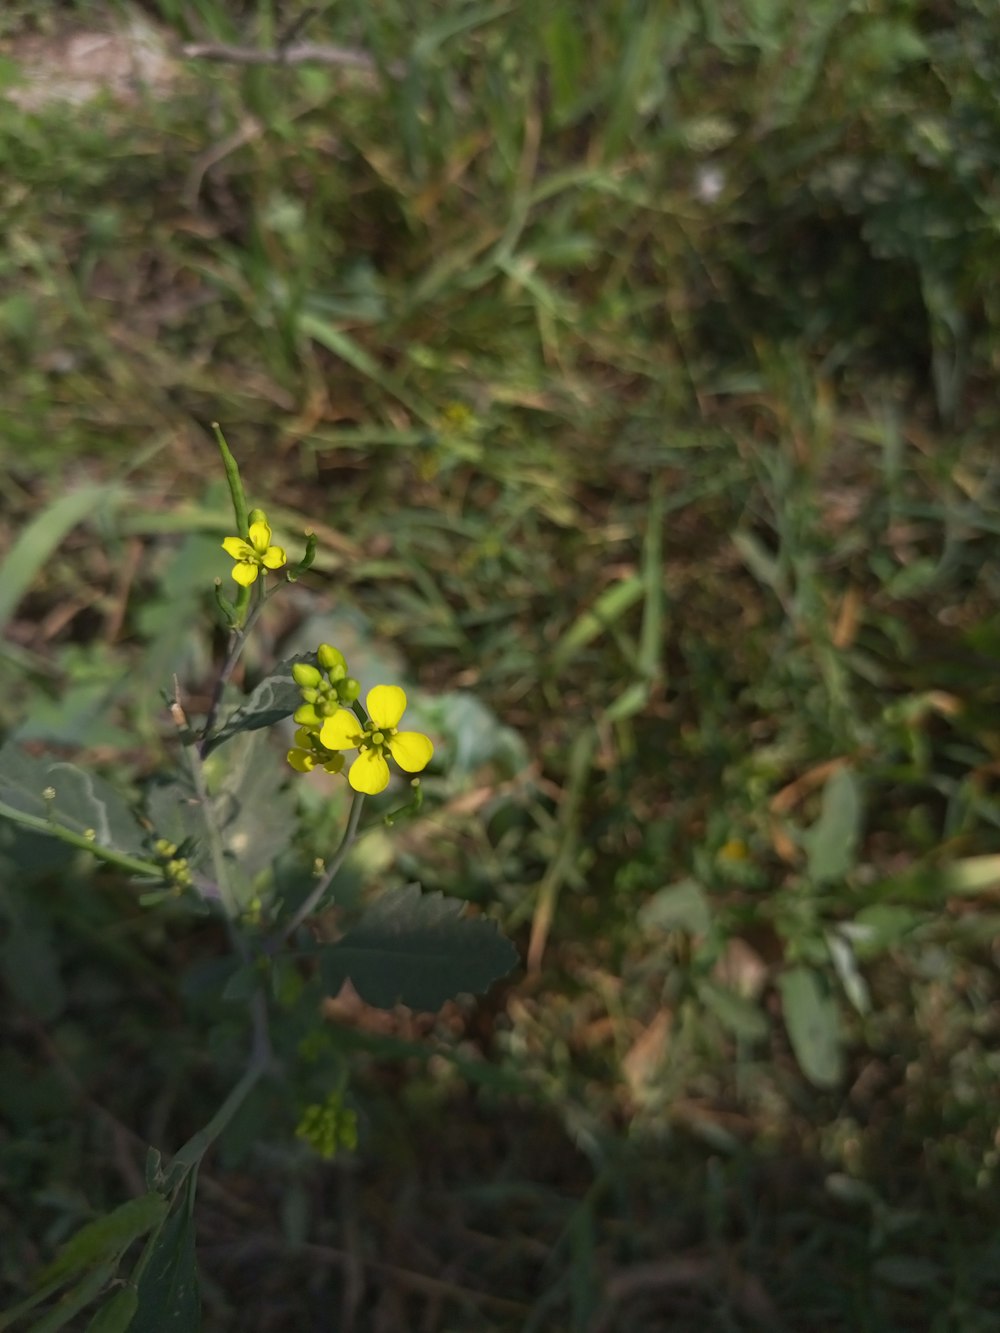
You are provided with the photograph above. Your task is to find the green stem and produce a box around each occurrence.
[162,1033,269,1194]
[199,587,270,755]
[0,799,164,880]
[276,793,366,945]
[181,734,241,923]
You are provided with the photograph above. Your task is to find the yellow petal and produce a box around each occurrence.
[287,748,316,772]
[222,536,252,559]
[262,545,287,569]
[231,561,259,586]
[348,749,390,794]
[367,685,406,730]
[319,710,364,750]
[322,754,345,775]
[388,731,433,773]
[248,520,272,554]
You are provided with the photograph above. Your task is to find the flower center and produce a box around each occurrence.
[361,723,395,752]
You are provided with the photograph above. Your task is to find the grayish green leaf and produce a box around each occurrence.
[778,965,844,1088]
[804,767,862,884]
[202,657,311,755]
[0,745,146,857]
[639,879,711,936]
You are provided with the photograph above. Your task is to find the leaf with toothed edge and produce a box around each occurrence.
[320,884,518,1012]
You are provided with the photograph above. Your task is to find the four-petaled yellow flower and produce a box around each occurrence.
[319,686,433,795]
[222,517,287,586]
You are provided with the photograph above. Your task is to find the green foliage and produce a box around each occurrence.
[2,0,1000,1326]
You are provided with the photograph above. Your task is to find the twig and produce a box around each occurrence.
[180,41,404,77]
[274,793,366,945]
[198,590,270,756]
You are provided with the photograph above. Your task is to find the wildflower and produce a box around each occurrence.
[319,685,433,795]
[286,727,345,775]
[221,513,287,586]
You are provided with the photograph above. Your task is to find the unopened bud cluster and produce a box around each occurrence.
[295,1092,359,1160]
[152,838,193,889]
[292,645,360,728]
[287,645,359,774]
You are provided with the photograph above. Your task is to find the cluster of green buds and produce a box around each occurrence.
[295,1092,359,1160]
[152,838,193,891]
[286,645,361,774]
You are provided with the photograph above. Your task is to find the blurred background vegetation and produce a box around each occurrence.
[1,0,999,1328]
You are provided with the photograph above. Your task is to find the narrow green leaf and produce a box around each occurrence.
[0,483,119,635]
[778,965,844,1088]
[696,980,769,1042]
[297,312,434,424]
[804,767,862,884]
[129,1198,200,1332]
[320,885,518,1011]
[84,1287,138,1333]
[551,576,644,670]
[35,1195,168,1290]
[26,1263,118,1333]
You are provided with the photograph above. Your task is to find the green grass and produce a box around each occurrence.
[2,0,1000,1328]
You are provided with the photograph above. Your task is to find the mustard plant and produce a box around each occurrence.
[0,431,516,1330]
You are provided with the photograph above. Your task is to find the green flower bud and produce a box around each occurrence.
[292,662,322,689]
[294,703,320,728]
[317,644,347,675]
[341,678,361,703]
[248,507,267,525]
[300,687,319,704]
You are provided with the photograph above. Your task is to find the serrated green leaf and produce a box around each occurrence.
[0,745,146,858]
[804,767,862,884]
[129,1199,200,1333]
[320,885,518,1011]
[35,1195,168,1290]
[84,1287,138,1333]
[778,965,844,1089]
[639,879,711,935]
[202,657,310,755]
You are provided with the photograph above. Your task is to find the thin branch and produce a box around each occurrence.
[180,41,404,77]
[274,792,366,946]
[199,587,270,756]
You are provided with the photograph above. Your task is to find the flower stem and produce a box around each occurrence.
[199,588,270,755]
[275,793,366,945]
[0,798,164,880]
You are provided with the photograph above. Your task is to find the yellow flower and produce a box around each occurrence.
[221,516,287,586]
[319,685,433,795]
